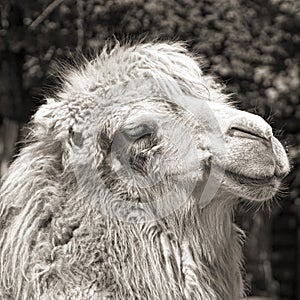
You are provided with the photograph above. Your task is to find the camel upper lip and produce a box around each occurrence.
[169,165,279,186]
[209,164,277,185]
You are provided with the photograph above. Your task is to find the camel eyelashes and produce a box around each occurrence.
[121,123,157,141]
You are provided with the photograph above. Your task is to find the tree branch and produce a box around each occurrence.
[28,0,64,31]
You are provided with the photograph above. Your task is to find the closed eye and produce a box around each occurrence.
[122,123,156,140]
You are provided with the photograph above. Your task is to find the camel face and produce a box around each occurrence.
[62,43,290,211]
[69,79,290,219]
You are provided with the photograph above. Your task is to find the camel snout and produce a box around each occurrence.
[227,111,290,178]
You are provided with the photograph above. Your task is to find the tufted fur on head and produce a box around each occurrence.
[0,41,289,300]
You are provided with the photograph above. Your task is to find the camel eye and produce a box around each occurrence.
[122,123,156,140]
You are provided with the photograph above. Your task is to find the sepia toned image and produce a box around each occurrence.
[0,1,299,299]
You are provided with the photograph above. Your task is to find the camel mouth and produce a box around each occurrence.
[207,164,281,201]
[210,164,278,187]
[224,169,277,186]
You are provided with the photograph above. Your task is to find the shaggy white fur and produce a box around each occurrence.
[0,42,289,300]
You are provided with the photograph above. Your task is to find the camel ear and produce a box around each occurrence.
[70,129,84,148]
[0,99,64,214]
[0,100,65,295]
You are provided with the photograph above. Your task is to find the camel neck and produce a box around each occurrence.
[107,193,244,300]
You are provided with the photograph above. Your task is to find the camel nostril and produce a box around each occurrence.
[229,126,270,141]
[228,115,273,142]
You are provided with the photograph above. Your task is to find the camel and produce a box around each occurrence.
[0,42,290,300]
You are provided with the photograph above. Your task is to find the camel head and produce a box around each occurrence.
[57,42,290,221]
[0,42,290,299]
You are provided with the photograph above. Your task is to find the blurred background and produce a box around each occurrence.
[0,0,299,299]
